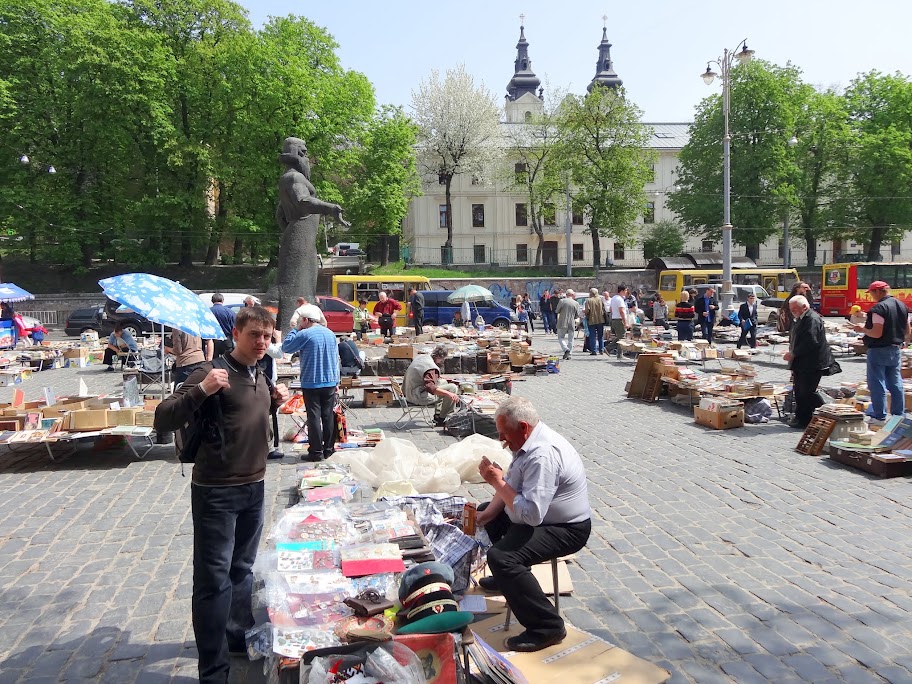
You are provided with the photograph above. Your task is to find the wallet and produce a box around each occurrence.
[344,590,394,617]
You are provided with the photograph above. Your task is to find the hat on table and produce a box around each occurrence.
[867,281,890,291]
[396,563,472,635]
[398,561,455,603]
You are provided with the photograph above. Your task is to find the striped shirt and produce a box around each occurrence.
[282,325,340,389]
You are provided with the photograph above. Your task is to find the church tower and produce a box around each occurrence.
[505,19,544,123]
[588,26,623,92]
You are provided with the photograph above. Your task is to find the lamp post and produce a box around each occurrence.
[782,135,798,268]
[701,40,755,314]
[565,174,572,278]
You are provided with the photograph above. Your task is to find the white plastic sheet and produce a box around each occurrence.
[327,435,511,494]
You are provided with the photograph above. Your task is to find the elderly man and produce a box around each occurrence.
[373,291,401,337]
[555,289,580,361]
[103,324,138,371]
[783,295,835,428]
[403,345,459,426]
[477,397,591,652]
[853,280,911,423]
[282,304,340,461]
[289,296,327,329]
[584,287,607,355]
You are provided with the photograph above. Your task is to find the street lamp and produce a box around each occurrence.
[782,135,798,268]
[701,40,754,314]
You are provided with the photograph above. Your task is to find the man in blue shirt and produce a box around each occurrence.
[102,324,139,371]
[210,293,236,358]
[282,304,340,461]
[476,397,591,653]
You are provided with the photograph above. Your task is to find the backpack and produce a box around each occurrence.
[175,357,278,469]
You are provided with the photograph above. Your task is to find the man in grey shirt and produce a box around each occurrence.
[477,396,591,652]
[554,290,581,361]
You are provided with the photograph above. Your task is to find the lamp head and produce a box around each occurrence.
[19,155,28,164]
[787,136,798,147]
[47,166,56,174]
[735,43,755,64]
[701,66,717,85]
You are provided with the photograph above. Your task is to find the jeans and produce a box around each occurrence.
[699,318,714,345]
[413,316,423,336]
[191,481,264,684]
[302,386,337,459]
[544,312,557,334]
[866,345,904,419]
[482,504,590,639]
[589,323,605,353]
[677,320,694,341]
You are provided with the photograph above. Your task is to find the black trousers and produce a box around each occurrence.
[793,370,824,427]
[413,315,423,336]
[303,386,337,459]
[379,315,394,337]
[737,323,757,349]
[482,504,591,639]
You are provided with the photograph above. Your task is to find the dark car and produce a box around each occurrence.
[64,305,103,337]
[100,298,157,339]
[419,290,513,328]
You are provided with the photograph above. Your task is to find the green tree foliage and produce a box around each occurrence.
[641,220,686,261]
[338,106,421,266]
[669,60,805,259]
[834,71,912,260]
[0,0,391,271]
[557,86,655,272]
[503,90,566,267]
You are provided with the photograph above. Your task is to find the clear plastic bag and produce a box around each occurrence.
[301,641,426,684]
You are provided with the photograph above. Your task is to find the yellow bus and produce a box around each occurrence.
[331,275,432,328]
[658,267,799,316]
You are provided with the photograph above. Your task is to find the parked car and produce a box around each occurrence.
[693,284,779,325]
[418,290,513,328]
[315,295,379,334]
[64,306,103,337]
[338,248,366,257]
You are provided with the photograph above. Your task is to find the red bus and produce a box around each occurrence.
[820,262,912,316]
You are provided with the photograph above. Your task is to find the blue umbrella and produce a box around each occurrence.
[98,273,225,340]
[0,283,34,303]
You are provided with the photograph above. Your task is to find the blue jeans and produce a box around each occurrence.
[544,312,557,334]
[677,320,694,341]
[589,323,605,353]
[866,345,904,419]
[191,481,265,683]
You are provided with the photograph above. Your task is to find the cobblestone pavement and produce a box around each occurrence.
[1,328,911,683]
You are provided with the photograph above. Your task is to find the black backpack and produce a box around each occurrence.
[176,357,229,466]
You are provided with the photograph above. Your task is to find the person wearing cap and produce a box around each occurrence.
[289,297,327,329]
[554,289,580,360]
[477,397,591,652]
[848,304,866,326]
[282,304,340,461]
[853,280,911,423]
[403,346,459,426]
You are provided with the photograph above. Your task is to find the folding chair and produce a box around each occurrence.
[130,348,173,396]
[389,377,434,429]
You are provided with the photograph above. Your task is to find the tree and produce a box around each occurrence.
[503,88,565,266]
[641,220,686,261]
[834,71,912,260]
[787,88,851,267]
[669,60,805,260]
[558,85,655,272]
[338,106,421,266]
[411,65,501,254]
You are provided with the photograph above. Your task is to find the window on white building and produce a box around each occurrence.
[614,243,625,261]
[438,204,448,229]
[572,243,584,261]
[644,202,655,224]
[571,206,584,225]
[472,204,485,228]
[516,243,528,262]
[524,111,532,122]
[701,240,714,253]
[515,203,528,226]
[514,163,527,184]
[892,240,902,256]
[474,245,486,263]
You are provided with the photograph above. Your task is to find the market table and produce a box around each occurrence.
[3,426,156,461]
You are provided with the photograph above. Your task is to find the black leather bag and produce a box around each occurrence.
[824,360,843,376]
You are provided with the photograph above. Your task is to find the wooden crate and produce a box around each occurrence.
[694,406,744,430]
[796,416,837,456]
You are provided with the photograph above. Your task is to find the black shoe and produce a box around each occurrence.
[105,365,117,372]
[589,352,598,356]
[478,576,500,592]
[505,629,567,652]
[434,416,446,427]
[302,453,323,462]
[267,449,284,460]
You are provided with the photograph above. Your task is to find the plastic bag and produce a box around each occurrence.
[302,641,425,684]
[435,434,511,484]
[744,398,772,424]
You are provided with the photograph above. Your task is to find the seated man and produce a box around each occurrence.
[402,345,459,426]
[103,324,139,372]
[338,334,364,377]
[477,396,591,652]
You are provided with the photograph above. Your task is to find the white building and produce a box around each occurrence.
[402,25,865,270]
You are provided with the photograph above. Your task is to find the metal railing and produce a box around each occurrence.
[19,310,58,325]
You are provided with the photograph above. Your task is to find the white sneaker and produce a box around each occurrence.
[865,416,886,426]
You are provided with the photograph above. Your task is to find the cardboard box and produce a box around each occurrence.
[63,347,89,358]
[508,351,533,367]
[66,356,90,368]
[41,399,91,418]
[467,614,669,684]
[108,408,141,426]
[0,370,21,387]
[135,410,156,427]
[902,367,912,379]
[68,409,110,431]
[702,348,719,360]
[694,406,744,430]
[363,389,395,408]
[387,344,415,360]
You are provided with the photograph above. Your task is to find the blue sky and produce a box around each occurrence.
[239,0,912,122]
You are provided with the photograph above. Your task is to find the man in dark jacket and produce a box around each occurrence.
[783,295,834,428]
[155,307,289,683]
[408,287,425,335]
[694,288,718,345]
[209,293,236,358]
[737,294,759,349]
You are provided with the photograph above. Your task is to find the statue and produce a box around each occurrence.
[275,137,349,331]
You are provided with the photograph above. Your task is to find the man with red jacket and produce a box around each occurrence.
[373,291,401,337]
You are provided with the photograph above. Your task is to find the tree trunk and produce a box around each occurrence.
[591,230,601,274]
[205,184,224,265]
[233,236,244,264]
[250,239,259,264]
[179,235,193,267]
[444,175,453,250]
[804,229,816,268]
[80,241,93,269]
[380,235,389,266]
[745,243,760,261]
[868,226,885,261]
[531,217,544,267]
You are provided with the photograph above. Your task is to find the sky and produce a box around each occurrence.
[239,0,912,122]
